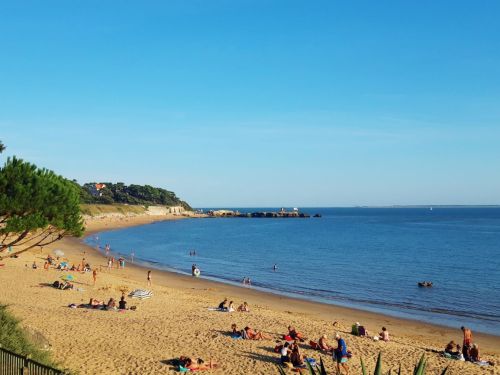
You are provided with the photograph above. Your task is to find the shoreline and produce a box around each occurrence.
[1,213,498,374]
[81,219,500,349]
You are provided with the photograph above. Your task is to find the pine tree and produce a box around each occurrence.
[0,157,84,256]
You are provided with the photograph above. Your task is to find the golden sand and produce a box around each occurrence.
[0,214,498,374]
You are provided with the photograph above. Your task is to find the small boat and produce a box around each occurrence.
[418,281,433,287]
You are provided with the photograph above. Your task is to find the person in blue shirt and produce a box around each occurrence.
[334,333,349,375]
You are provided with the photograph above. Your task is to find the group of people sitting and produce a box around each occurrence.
[217,298,250,312]
[74,296,129,310]
[276,328,350,374]
[442,327,493,366]
[351,322,390,342]
[278,342,308,368]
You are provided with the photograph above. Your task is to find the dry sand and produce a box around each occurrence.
[0,214,498,374]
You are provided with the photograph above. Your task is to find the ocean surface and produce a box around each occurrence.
[85,207,500,335]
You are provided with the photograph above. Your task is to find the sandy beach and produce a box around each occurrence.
[1,214,498,375]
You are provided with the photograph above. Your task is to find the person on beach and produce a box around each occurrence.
[231,323,241,338]
[290,344,305,367]
[107,258,112,271]
[106,298,117,310]
[92,269,97,285]
[119,296,127,310]
[227,300,235,312]
[319,334,333,352]
[273,264,278,271]
[237,302,250,312]
[379,327,389,342]
[334,333,349,375]
[218,298,228,311]
[244,326,270,340]
[280,342,291,364]
[461,326,473,360]
[130,251,134,263]
[147,270,152,287]
[445,341,460,356]
[89,298,103,307]
[288,326,306,342]
[183,357,217,371]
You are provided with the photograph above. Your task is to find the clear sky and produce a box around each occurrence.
[1,1,499,207]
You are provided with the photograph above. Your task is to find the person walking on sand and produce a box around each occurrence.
[147,270,152,287]
[334,333,349,375]
[92,269,97,286]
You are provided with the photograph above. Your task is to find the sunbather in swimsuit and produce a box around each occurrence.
[245,326,270,340]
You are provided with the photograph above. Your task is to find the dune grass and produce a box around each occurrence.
[80,203,146,216]
[0,304,56,367]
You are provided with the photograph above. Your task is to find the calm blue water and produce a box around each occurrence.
[85,208,500,335]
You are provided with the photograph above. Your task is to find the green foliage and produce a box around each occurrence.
[80,181,192,210]
[0,157,84,252]
[0,140,5,154]
[0,304,55,366]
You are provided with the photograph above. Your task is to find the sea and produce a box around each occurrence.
[84,207,500,336]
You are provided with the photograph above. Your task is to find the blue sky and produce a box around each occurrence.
[1,1,499,207]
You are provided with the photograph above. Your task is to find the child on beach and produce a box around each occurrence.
[379,327,389,342]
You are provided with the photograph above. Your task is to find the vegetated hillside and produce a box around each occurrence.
[79,182,192,210]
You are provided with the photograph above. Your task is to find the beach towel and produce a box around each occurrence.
[305,358,317,367]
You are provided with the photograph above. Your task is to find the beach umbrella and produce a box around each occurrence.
[61,274,75,281]
[59,261,68,267]
[54,249,64,257]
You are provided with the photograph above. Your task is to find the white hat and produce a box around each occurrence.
[355,322,360,326]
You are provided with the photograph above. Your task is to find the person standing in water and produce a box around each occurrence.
[147,270,152,287]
